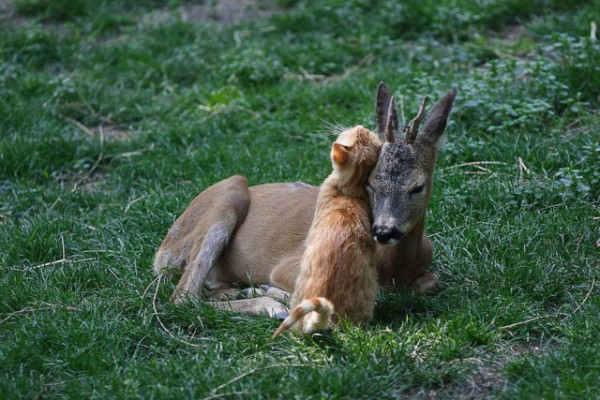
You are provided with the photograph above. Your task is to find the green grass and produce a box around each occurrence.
[1,0,599,398]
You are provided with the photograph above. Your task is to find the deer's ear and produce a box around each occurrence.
[375,82,398,143]
[331,142,350,166]
[417,87,457,148]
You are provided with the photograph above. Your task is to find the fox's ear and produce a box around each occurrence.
[331,142,350,166]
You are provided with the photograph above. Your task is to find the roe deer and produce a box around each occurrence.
[153,83,457,318]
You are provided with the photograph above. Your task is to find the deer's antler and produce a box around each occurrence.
[405,95,429,144]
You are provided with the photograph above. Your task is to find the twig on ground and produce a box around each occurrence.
[570,277,596,316]
[124,196,145,213]
[66,117,95,138]
[322,53,374,84]
[499,315,552,330]
[3,258,96,272]
[516,156,531,177]
[282,68,327,82]
[444,161,508,170]
[151,275,195,343]
[2,235,94,271]
[151,275,217,347]
[61,234,66,260]
[35,301,80,312]
[1,302,80,325]
[143,274,162,298]
[0,307,36,325]
[113,149,147,159]
[49,196,62,211]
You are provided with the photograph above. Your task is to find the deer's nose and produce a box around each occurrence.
[372,225,402,245]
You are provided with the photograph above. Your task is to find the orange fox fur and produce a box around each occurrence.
[272,297,333,338]
[273,125,381,336]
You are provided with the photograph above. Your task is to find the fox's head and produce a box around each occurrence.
[330,125,382,188]
[368,83,457,245]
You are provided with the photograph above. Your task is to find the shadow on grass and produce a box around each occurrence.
[374,289,442,325]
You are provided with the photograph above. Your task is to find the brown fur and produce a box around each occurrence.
[153,84,457,318]
[273,126,381,335]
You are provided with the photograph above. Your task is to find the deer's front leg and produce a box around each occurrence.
[408,272,439,293]
[211,297,289,320]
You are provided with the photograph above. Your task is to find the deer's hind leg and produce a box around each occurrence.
[171,210,243,303]
[153,175,251,303]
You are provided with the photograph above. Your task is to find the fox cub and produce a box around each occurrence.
[273,126,381,337]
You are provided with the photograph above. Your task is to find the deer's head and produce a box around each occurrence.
[368,83,457,245]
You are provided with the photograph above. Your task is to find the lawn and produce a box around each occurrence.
[1,0,599,398]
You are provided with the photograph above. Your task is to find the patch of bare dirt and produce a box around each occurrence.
[404,341,559,399]
[143,0,279,27]
[180,0,277,24]
[76,174,106,194]
[500,24,528,41]
[0,0,20,27]
[53,171,106,194]
[3,0,281,30]
[97,126,131,142]
[68,119,133,142]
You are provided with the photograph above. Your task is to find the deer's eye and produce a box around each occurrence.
[410,184,425,195]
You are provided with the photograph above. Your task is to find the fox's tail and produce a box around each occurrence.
[272,297,334,338]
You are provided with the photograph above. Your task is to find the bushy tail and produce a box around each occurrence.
[272,297,334,338]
